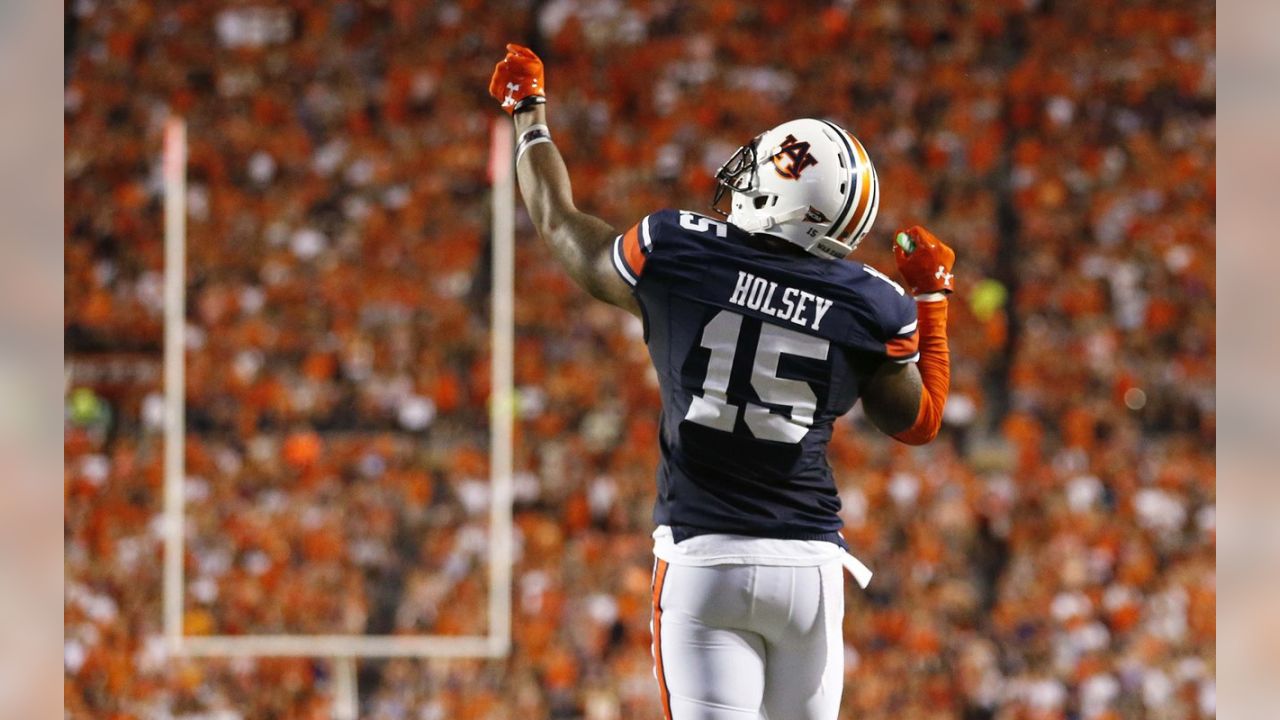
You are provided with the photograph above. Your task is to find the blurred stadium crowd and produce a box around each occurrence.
[64,0,1214,718]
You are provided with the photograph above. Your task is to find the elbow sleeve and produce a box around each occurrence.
[893,298,950,445]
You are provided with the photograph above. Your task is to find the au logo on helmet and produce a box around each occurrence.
[771,134,819,180]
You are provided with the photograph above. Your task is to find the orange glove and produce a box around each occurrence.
[488,43,547,115]
[893,225,956,295]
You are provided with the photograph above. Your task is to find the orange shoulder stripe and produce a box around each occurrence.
[622,224,646,276]
[886,331,920,358]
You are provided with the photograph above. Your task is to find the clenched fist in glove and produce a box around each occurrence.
[893,225,956,296]
[488,43,547,115]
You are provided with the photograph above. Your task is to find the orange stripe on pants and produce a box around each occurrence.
[652,559,672,720]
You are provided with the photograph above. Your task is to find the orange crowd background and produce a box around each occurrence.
[64,1,1214,718]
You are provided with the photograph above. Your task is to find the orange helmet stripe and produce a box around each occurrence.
[837,131,876,242]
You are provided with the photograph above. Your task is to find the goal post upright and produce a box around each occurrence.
[487,117,516,656]
[162,116,188,652]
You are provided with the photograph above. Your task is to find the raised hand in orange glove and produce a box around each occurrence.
[893,225,956,295]
[488,43,547,115]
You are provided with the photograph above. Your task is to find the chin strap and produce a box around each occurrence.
[731,204,808,233]
[731,205,855,258]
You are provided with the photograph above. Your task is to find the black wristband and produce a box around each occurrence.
[512,95,547,114]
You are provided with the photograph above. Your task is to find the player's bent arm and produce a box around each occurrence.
[513,107,640,317]
[862,296,951,445]
[861,361,926,437]
[863,226,956,445]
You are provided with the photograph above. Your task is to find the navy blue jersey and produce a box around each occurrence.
[612,209,920,547]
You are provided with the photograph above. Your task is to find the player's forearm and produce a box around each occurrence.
[892,296,950,445]
[512,108,617,299]
[513,107,574,234]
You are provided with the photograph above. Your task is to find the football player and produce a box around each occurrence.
[490,44,956,720]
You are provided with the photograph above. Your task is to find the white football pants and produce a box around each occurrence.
[650,559,845,719]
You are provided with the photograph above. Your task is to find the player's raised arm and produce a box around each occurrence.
[487,44,640,317]
[860,226,956,445]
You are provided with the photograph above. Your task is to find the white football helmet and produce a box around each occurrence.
[713,118,880,259]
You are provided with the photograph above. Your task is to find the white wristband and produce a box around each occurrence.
[914,292,949,302]
[515,124,552,165]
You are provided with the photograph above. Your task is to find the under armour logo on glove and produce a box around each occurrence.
[934,266,954,288]
[503,82,522,108]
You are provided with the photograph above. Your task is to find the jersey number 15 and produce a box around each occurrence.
[684,310,829,443]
